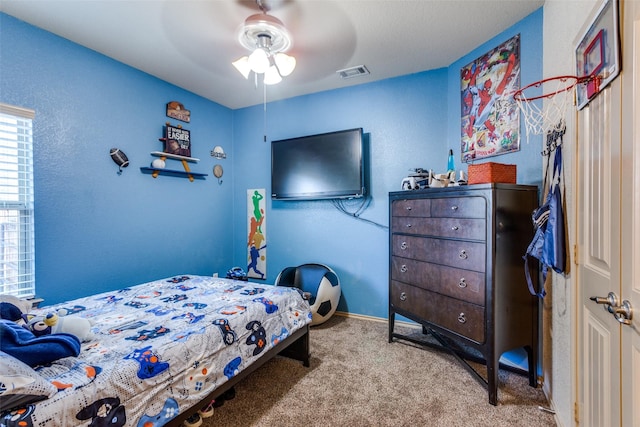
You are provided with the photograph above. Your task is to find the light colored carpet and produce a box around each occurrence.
[201,315,556,427]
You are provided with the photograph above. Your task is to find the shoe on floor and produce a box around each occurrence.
[198,400,215,418]
[183,413,202,427]
[222,387,236,401]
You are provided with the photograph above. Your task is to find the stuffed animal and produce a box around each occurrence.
[0,295,93,342]
[25,311,93,342]
[52,313,93,342]
[23,312,59,336]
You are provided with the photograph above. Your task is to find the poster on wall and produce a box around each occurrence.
[247,189,266,280]
[460,34,521,162]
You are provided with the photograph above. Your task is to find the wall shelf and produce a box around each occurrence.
[150,151,200,162]
[141,151,207,181]
[140,167,207,180]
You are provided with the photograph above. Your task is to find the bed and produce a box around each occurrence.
[0,275,311,427]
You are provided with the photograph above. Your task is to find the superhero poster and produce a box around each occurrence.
[461,34,520,162]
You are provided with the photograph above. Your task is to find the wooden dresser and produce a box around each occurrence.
[388,183,539,405]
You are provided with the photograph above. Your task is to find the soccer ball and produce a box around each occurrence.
[309,268,341,325]
[275,263,341,326]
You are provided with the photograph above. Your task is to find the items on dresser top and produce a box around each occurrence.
[401,168,468,191]
[388,184,539,405]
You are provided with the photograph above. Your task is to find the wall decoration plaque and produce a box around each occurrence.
[166,101,191,123]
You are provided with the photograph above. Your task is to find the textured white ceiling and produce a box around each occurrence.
[0,0,544,109]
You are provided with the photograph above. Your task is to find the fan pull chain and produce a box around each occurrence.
[263,81,267,142]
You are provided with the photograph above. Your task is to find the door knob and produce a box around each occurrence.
[612,300,633,325]
[590,292,634,326]
[589,292,619,309]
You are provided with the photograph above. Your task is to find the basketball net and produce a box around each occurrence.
[514,76,578,142]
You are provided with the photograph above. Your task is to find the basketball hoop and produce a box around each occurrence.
[513,75,592,140]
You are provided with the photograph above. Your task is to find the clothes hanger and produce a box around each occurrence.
[541,121,566,157]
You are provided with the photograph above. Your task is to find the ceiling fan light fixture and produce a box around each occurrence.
[248,47,270,74]
[274,52,296,77]
[232,56,251,79]
[232,6,296,85]
[264,65,283,85]
[238,13,292,53]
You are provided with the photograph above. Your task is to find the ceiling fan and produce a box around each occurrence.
[232,0,296,85]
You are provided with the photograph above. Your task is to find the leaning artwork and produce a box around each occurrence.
[461,34,521,162]
[247,189,266,280]
[163,124,191,158]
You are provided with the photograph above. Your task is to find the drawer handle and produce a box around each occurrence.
[405,206,412,211]
[401,241,408,250]
[458,278,467,288]
[457,313,466,323]
[405,223,412,228]
[400,264,408,273]
[451,205,459,211]
[451,225,459,231]
[459,250,468,259]
[400,292,407,301]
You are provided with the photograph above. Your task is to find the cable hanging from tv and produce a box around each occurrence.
[331,197,388,229]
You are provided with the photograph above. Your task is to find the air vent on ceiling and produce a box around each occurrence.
[336,65,370,79]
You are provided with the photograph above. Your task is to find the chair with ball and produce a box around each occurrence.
[275,263,341,326]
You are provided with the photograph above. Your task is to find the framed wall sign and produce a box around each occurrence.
[575,0,620,110]
[163,124,191,157]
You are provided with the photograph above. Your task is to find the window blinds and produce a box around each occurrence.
[0,103,35,298]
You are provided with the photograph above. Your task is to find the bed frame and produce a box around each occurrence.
[165,323,310,426]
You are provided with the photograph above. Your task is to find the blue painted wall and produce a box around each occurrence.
[446,9,544,186]
[231,71,448,318]
[231,8,543,318]
[0,14,234,304]
[0,8,542,318]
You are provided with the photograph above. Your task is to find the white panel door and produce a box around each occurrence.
[577,78,621,427]
[578,1,638,425]
[620,1,640,425]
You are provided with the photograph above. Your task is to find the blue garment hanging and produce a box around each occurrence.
[523,141,567,298]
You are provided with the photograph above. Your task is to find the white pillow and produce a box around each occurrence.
[0,351,57,412]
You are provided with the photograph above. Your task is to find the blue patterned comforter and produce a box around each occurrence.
[6,275,311,426]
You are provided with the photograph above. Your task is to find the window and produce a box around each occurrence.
[0,103,35,298]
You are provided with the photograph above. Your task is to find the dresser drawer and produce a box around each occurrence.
[391,234,485,272]
[391,256,485,305]
[431,196,486,218]
[391,216,486,240]
[391,281,485,342]
[391,199,431,218]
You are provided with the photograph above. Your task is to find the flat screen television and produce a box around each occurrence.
[271,128,365,200]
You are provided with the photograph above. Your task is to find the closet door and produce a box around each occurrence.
[577,64,621,427]
[619,1,640,425]
[577,0,639,425]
